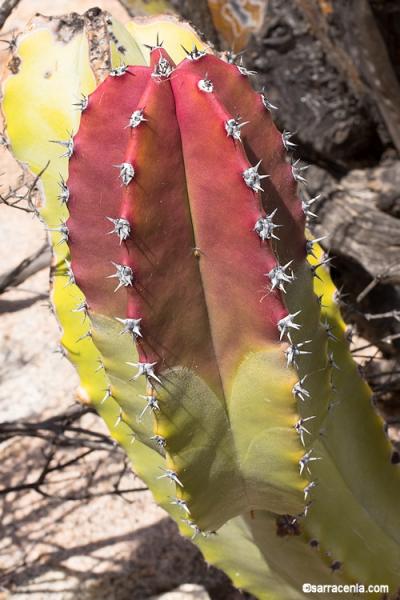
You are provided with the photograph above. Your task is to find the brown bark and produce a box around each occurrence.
[0,0,20,28]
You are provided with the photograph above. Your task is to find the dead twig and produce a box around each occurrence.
[356,265,400,303]
[0,242,51,294]
[365,310,400,322]
[0,404,148,501]
[0,0,20,29]
[0,160,50,215]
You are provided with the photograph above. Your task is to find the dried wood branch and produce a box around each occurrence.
[0,0,20,29]
[0,242,51,294]
[0,405,148,500]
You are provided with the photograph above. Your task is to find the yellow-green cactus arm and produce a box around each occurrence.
[125,15,209,64]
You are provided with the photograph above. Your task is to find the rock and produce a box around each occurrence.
[151,584,210,600]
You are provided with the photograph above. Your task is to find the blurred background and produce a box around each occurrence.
[0,1,399,598]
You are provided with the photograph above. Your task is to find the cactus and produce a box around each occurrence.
[3,10,400,599]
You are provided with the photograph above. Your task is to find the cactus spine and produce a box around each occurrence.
[2,11,400,599]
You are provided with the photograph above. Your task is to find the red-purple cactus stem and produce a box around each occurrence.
[67,47,306,396]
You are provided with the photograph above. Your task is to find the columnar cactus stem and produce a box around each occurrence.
[3,11,400,599]
[65,44,306,530]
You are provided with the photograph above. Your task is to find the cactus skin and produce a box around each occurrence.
[67,45,306,529]
[3,12,400,599]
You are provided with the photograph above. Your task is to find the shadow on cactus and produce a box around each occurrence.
[2,9,400,600]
